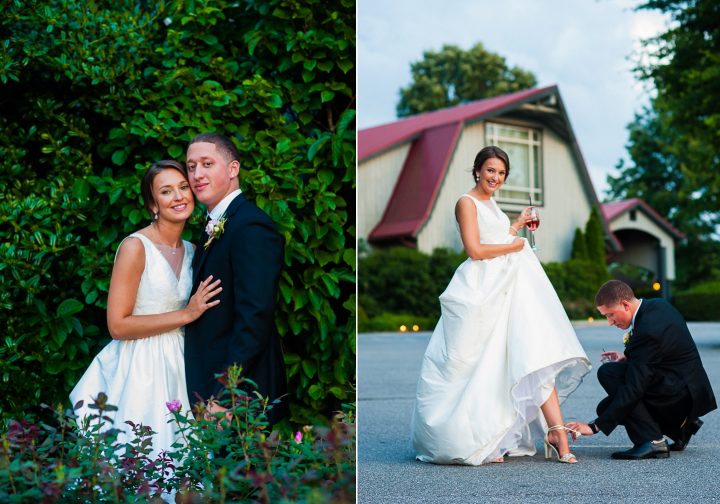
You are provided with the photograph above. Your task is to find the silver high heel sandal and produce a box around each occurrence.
[544,425,578,463]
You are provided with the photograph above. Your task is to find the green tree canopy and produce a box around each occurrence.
[606,0,720,286]
[396,43,537,117]
[0,0,355,425]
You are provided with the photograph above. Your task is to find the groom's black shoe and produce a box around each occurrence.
[669,418,703,452]
[611,440,669,460]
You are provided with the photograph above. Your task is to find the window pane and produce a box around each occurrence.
[501,142,529,187]
[485,122,542,205]
[497,126,528,140]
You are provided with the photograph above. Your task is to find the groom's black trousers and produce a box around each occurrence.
[596,361,692,446]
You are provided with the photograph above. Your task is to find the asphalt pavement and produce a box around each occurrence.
[358,322,720,503]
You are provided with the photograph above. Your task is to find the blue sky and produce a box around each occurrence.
[358,0,669,197]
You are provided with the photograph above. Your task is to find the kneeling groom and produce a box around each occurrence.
[566,280,716,460]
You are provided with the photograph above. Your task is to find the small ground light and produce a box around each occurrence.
[399,325,408,332]
[412,324,420,332]
[587,316,594,323]
[652,281,661,291]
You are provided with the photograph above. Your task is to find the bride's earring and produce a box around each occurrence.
[153,211,158,220]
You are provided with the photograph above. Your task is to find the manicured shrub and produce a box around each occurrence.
[673,281,720,321]
[0,0,355,425]
[543,259,609,319]
[358,312,438,333]
[359,247,465,321]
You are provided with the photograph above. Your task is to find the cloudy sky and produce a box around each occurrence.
[358,0,670,197]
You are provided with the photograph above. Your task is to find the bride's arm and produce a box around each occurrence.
[106,238,221,340]
[456,198,525,260]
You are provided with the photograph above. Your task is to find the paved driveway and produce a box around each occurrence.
[358,323,720,503]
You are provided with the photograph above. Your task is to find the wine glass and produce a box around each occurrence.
[527,207,540,250]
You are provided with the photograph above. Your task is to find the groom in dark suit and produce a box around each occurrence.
[184,133,288,424]
[566,280,716,459]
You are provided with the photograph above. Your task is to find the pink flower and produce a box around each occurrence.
[294,431,303,443]
[204,216,227,249]
[166,400,182,412]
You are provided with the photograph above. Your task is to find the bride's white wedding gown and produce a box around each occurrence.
[411,195,591,465]
[70,233,194,459]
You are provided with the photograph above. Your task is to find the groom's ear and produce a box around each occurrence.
[229,159,240,178]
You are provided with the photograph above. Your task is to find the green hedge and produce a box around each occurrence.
[358,312,438,333]
[673,281,720,321]
[0,0,355,425]
[542,259,609,319]
[359,247,466,320]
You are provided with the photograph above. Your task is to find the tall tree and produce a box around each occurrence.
[396,43,537,117]
[606,0,720,287]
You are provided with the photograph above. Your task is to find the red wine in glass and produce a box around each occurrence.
[528,207,540,250]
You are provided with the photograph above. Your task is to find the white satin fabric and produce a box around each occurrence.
[70,233,194,459]
[411,195,591,465]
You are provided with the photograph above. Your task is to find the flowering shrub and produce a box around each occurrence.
[0,365,355,502]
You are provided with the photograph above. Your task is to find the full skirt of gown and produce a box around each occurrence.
[411,195,591,465]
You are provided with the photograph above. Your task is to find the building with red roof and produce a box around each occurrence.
[359,85,618,260]
[358,86,684,296]
[602,198,686,296]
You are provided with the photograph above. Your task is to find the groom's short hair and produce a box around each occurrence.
[595,280,635,307]
[188,133,240,165]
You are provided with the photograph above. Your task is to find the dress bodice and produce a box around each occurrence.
[461,194,511,244]
[126,233,194,317]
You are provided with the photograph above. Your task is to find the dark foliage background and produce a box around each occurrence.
[0,0,355,426]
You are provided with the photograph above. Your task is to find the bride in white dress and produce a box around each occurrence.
[411,146,591,465]
[70,160,222,459]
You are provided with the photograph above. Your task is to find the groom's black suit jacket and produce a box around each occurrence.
[185,193,288,424]
[595,298,716,434]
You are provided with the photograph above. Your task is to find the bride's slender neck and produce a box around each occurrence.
[150,220,184,248]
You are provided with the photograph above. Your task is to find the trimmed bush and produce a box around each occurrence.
[0,0,355,425]
[359,247,466,320]
[542,259,609,319]
[673,281,720,321]
[359,312,438,333]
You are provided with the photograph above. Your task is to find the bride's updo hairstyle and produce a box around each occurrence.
[472,146,510,182]
[141,160,188,217]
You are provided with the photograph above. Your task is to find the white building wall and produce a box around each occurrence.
[537,129,594,262]
[357,143,411,242]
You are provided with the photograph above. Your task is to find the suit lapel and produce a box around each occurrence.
[192,230,210,285]
[191,193,248,285]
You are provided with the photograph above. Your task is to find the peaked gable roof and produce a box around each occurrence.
[361,85,621,251]
[359,86,557,162]
[602,198,686,240]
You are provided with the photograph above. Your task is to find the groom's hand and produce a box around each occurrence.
[565,421,593,440]
[205,400,233,428]
[600,351,626,363]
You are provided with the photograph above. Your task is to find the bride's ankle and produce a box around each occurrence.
[547,429,569,451]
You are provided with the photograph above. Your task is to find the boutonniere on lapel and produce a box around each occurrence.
[623,331,632,346]
[204,216,227,249]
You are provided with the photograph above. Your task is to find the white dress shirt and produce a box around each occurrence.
[208,189,242,221]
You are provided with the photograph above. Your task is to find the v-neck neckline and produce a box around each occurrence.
[132,233,187,283]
